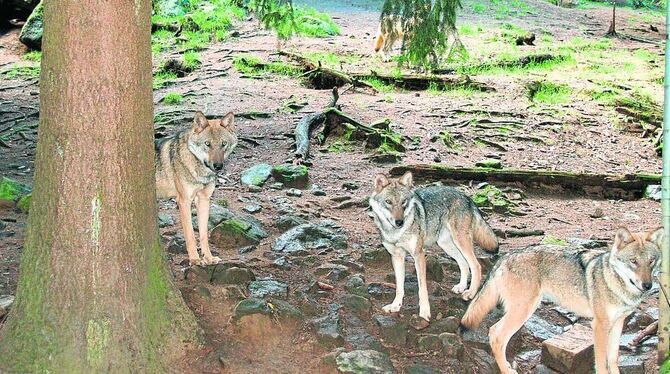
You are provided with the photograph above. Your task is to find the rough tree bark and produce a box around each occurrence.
[0,0,201,372]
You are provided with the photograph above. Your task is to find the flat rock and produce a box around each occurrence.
[339,294,372,316]
[248,279,288,299]
[210,215,267,249]
[345,274,368,297]
[541,324,594,374]
[272,221,347,254]
[211,265,255,285]
[373,314,407,346]
[335,350,394,374]
[240,163,272,186]
[311,304,344,348]
[271,164,308,188]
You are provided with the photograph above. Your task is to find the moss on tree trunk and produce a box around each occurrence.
[0,0,201,371]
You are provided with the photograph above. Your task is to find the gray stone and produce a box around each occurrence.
[525,315,562,341]
[335,350,394,374]
[567,237,607,249]
[311,305,344,347]
[345,274,368,297]
[272,256,292,270]
[373,314,407,346]
[158,213,175,228]
[192,203,234,230]
[240,163,272,186]
[426,316,460,334]
[439,332,464,357]
[417,334,441,351]
[286,188,303,197]
[367,282,395,301]
[342,182,359,190]
[0,295,15,319]
[645,184,661,201]
[271,164,308,188]
[248,279,288,299]
[619,355,645,374]
[269,299,304,322]
[315,263,350,281]
[210,215,268,249]
[476,158,502,169]
[426,254,444,282]
[273,221,347,254]
[340,294,371,316]
[19,1,43,50]
[167,234,187,254]
[243,204,262,214]
[311,184,326,196]
[361,247,388,264]
[275,214,308,231]
[407,363,440,374]
[211,266,255,285]
[232,298,272,320]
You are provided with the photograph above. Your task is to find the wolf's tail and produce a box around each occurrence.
[472,209,499,253]
[374,25,384,52]
[460,262,502,330]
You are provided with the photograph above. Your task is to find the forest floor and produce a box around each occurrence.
[0,0,667,372]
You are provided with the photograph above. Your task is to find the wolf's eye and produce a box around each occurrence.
[630,258,638,266]
[401,199,407,207]
[650,258,656,265]
[205,141,211,147]
[385,199,392,205]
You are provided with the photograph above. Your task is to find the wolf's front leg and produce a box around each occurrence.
[177,193,201,266]
[197,185,220,265]
[383,248,405,314]
[605,316,625,374]
[412,249,431,321]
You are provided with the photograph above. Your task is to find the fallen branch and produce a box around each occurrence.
[389,164,661,200]
[294,87,340,163]
[351,71,495,92]
[629,321,658,347]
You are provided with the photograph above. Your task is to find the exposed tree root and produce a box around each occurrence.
[389,164,660,200]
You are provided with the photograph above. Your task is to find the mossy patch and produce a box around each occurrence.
[271,164,309,188]
[528,81,571,105]
[162,92,183,105]
[233,54,301,77]
[0,177,31,207]
[541,235,568,246]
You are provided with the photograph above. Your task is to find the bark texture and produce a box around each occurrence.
[0,0,201,372]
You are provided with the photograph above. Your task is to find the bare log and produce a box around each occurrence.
[294,87,340,163]
[389,164,661,200]
[351,71,495,92]
[629,320,657,347]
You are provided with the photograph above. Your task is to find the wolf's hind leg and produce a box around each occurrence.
[449,223,481,300]
[437,231,469,295]
[489,290,541,374]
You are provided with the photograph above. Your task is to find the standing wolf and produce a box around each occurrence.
[460,227,663,374]
[155,111,237,266]
[373,16,404,62]
[369,172,499,321]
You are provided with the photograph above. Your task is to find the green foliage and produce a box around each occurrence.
[251,0,340,39]
[3,65,40,79]
[153,71,178,89]
[541,235,568,246]
[233,53,300,76]
[362,78,396,93]
[302,51,361,69]
[438,129,460,149]
[380,0,462,68]
[163,92,183,104]
[23,51,42,62]
[529,81,571,104]
[183,51,201,70]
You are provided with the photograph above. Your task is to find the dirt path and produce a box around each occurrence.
[0,1,665,372]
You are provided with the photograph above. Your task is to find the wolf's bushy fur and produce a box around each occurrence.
[461,227,663,374]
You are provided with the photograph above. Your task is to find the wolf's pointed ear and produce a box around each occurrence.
[647,227,664,250]
[193,111,209,133]
[374,174,389,193]
[399,171,413,188]
[613,227,634,252]
[220,112,234,128]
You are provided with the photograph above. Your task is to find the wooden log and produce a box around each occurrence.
[293,87,339,163]
[351,71,495,92]
[389,164,661,200]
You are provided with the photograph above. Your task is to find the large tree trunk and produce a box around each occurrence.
[0,0,201,372]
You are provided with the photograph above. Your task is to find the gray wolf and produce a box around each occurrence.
[155,111,237,265]
[460,226,663,374]
[369,172,499,321]
[374,16,404,62]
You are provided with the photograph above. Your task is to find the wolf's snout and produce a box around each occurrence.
[213,162,224,171]
[643,282,652,291]
[395,219,404,227]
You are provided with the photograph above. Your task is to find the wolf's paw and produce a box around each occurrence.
[382,303,402,314]
[451,283,467,294]
[419,310,431,322]
[202,255,222,265]
[189,257,203,266]
[461,289,476,301]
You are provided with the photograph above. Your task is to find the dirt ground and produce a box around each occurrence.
[0,0,666,372]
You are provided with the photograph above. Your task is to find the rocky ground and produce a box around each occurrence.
[0,0,667,372]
